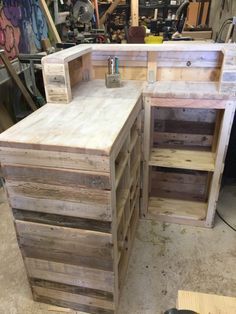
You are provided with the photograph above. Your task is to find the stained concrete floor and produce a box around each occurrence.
[0,184,236,314]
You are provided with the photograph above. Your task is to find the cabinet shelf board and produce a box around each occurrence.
[149,148,215,172]
[148,197,207,221]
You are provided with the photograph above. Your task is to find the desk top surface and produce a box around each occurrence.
[0,77,235,156]
[0,80,143,155]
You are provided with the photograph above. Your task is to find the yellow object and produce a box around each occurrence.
[144,35,163,44]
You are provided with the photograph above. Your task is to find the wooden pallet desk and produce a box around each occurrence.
[0,43,236,313]
[0,80,143,313]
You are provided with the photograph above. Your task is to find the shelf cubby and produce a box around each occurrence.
[142,103,233,227]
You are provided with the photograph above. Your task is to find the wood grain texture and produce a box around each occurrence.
[16,220,112,255]
[157,67,220,82]
[13,209,111,233]
[149,148,215,172]
[6,180,111,206]
[141,97,151,217]
[178,290,236,314]
[0,147,110,172]
[150,96,228,108]
[155,51,222,68]
[206,102,236,227]
[0,81,144,156]
[25,258,114,293]
[43,43,230,66]
[148,197,207,221]
[2,165,111,190]
[30,278,113,301]
[33,286,114,313]
[151,169,208,202]
[153,132,213,149]
[9,195,112,221]
[144,82,235,101]
[93,66,147,81]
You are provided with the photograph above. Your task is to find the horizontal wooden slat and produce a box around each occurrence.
[155,120,215,135]
[34,294,114,314]
[30,278,114,301]
[93,66,147,81]
[6,181,111,206]
[151,168,207,184]
[0,147,110,172]
[150,98,227,109]
[155,51,223,68]
[13,209,111,233]
[92,60,146,68]
[15,221,113,267]
[25,258,114,293]
[153,132,213,148]
[149,148,215,172]
[33,286,114,312]
[92,51,147,62]
[153,107,217,123]
[22,245,113,271]
[157,68,220,82]
[148,197,207,221]
[9,195,112,221]
[3,165,111,190]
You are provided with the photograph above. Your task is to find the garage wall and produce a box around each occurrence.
[209,0,236,41]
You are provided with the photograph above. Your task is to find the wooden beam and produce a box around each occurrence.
[39,0,62,44]
[205,102,236,227]
[99,0,122,26]
[93,0,100,28]
[147,51,157,83]
[131,0,139,27]
[141,97,151,218]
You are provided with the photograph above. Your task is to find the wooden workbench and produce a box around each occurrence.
[0,43,236,313]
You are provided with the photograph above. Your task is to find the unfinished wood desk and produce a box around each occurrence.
[0,80,143,313]
[0,43,236,313]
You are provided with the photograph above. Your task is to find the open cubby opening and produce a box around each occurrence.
[152,107,219,151]
[150,166,211,203]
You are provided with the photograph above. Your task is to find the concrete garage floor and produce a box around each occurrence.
[0,185,236,314]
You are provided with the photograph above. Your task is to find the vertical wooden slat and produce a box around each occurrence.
[131,0,139,26]
[141,97,151,217]
[206,102,236,227]
[147,52,157,83]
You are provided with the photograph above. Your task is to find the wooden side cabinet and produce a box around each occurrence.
[142,97,236,227]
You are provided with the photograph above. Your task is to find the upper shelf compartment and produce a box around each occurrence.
[149,148,215,172]
[42,44,236,104]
